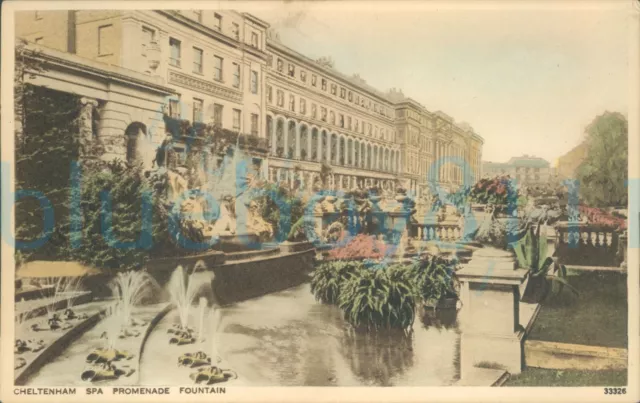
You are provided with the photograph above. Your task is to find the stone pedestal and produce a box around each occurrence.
[387,211,410,233]
[457,247,529,378]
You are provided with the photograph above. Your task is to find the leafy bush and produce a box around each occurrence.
[310,260,360,304]
[408,256,459,306]
[311,255,460,331]
[69,160,159,272]
[338,264,418,331]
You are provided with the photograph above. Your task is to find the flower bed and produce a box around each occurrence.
[326,234,388,260]
[578,206,627,230]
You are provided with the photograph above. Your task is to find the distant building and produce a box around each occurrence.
[482,155,551,186]
[556,141,589,180]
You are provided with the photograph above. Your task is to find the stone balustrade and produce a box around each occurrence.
[411,223,463,242]
[554,222,624,268]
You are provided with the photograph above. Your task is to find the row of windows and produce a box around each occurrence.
[181,11,260,48]
[168,36,259,93]
[168,98,260,135]
[267,86,395,142]
[516,167,542,172]
[272,57,392,119]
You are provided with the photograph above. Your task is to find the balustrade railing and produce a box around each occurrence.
[554,222,625,268]
[411,223,462,243]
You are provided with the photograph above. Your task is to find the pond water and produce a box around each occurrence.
[24,283,462,387]
[145,283,461,387]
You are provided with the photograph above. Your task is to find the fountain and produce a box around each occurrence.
[109,271,156,329]
[167,265,212,338]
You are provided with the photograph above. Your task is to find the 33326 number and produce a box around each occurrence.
[604,387,626,395]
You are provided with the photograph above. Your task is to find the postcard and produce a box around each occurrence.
[1,1,638,402]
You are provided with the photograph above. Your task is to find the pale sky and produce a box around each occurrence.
[247,1,630,165]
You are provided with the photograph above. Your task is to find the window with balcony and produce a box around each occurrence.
[277,59,283,72]
[214,56,223,81]
[193,98,204,122]
[321,78,327,91]
[169,37,181,67]
[251,32,259,48]
[311,104,317,119]
[251,113,259,136]
[330,111,335,125]
[348,91,353,102]
[311,74,317,86]
[232,109,241,131]
[232,22,239,40]
[300,99,306,114]
[331,84,337,95]
[321,107,327,121]
[288,63,295,77]
[193,47,203,74]
[232,63,240,88]
[267,85,272,103]
[347,116,351,130]
[300,70,307,83]
[289,95,295,112]
[340,88,346,99]
[339,114,344,128]
[214,13,222,31]
[213,104,223,126]
[251,70,258,94]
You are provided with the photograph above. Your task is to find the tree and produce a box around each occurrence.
[576,112,628,208]
[14,40,82,262]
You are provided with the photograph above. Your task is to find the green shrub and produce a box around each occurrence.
[310,260,360,304]
[69,160,155,272]
[338,264,418,331]
[408,256,459,306]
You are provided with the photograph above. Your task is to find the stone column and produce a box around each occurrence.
[307,129,312,161]
[457,247,529,379]
[352,142,356,168]
[336,137,342,166]
[284,124,289,159]
[271,118,277,155]
[326,135,332,164]
[98,101,129,162]
[295,125,301,159]
[317,132,323,162]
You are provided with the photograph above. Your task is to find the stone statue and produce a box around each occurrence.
[246,200,273,241]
